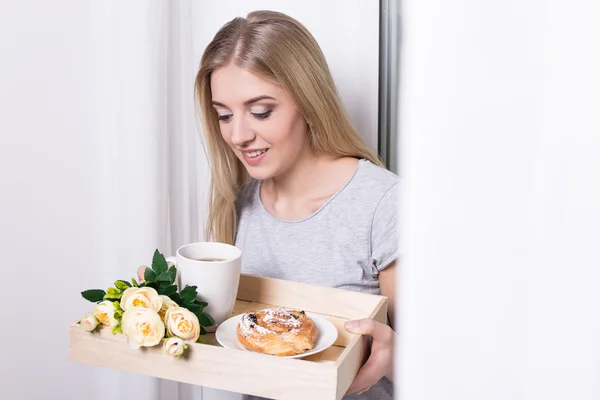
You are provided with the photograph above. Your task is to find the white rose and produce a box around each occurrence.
[165,307,200,342]
[162,337,187,358]
[120,287,162,312]
[158,295,178,322]
[80,313,99,332]
[93,300,119,327]
[121,307,165,349]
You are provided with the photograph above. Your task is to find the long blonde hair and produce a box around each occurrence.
[195,10,384,244]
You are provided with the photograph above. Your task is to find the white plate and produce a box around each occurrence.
[215,311,339,359]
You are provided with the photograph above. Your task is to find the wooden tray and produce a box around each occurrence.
[68,274,388,400]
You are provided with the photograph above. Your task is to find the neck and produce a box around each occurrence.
[266,152,335,199]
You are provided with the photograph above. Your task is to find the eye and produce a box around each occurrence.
[251,109,272,120]
[218,114,232,122]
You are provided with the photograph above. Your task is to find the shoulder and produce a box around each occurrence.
[356,161,400,270]
[332,159,399,226]
[351,159,400,203]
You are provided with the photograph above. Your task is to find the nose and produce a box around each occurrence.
[230,115,255,147]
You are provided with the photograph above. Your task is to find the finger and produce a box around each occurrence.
[344,318,394,343]
[347,383,371,396]
[137,265,148,281]
[356,386,373,396]
[347,385,372,396]
[346,354,383,394]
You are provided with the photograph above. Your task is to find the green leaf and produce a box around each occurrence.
[186,303,200,313]
[155,271,171,282]
[198,311,215,327]
[200,326,207,335]
[167,266,177,285]
[144,268,157,283]
[107,287,121,295]
[152,249,168,275]
[144,281,159,291]
[103,293,121,301]
[81,289,106,303]
[114,280,131,290]
[160,285,178,296]
[180,285,197,304]
[169,293,181,305]
[158,280,172,289]
[194,300,208,307]
[131,277,139,287]
[112,325,122,335]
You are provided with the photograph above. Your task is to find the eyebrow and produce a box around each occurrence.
[212,95,277,108]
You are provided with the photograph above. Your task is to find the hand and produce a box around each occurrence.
[344,318,395,395]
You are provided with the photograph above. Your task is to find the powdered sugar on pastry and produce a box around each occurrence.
[260,308,302,328]
[235,307,317,356]
[238,308,302,337]
[238,312,272,336]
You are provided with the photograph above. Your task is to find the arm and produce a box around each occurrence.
[345,181,399,394]
[344,260,397,394]
[379,260,397,330]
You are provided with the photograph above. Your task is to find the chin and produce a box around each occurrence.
[244,165,277,181]
[236,151,289,181]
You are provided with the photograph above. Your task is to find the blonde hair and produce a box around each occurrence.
[195,10,384,244]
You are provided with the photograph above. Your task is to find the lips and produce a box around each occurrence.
[240,148,269,165]
[242,149,267,158]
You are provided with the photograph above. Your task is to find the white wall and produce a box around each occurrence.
[0,1,100,398]
[398,1,600,399]
[1,2,174,400]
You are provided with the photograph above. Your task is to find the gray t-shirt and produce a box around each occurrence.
[235,158,398,400]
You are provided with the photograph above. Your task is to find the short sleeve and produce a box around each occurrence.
[370,182,400,273]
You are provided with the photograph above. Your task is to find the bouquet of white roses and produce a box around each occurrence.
[78,249,215,359]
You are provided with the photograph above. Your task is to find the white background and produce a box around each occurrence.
[1,1,600,400]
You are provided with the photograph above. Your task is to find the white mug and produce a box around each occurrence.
[167,242,242,331]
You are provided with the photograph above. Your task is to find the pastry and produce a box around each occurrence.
[236,307,317,356]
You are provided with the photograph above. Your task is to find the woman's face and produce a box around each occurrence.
[210,63,310,181]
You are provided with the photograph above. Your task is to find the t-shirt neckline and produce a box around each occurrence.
[255,158,367,224]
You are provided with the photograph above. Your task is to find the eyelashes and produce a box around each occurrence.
[252,110,272,120]
[217,109,273,123]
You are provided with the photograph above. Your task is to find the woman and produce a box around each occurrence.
[143,10,398,400]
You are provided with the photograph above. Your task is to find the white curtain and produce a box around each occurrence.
[0,0,226,399]
[86,1,202,399]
